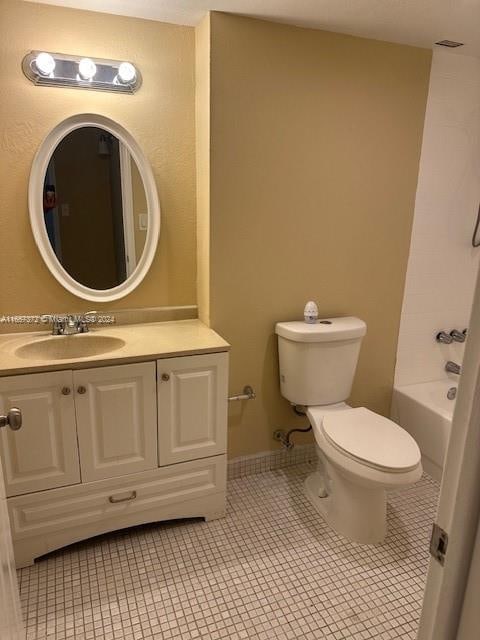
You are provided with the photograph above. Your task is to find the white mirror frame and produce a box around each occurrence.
[28,113,160,302]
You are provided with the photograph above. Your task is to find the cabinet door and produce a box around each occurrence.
[157,352,228,465]
[74,362,158,482]
[0,371,79,497]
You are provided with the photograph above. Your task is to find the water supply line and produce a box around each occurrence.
[273,405,312,450]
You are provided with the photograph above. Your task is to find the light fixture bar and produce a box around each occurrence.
[22,51,142,94]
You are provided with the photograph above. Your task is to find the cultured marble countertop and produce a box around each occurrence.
[0,320,230,376]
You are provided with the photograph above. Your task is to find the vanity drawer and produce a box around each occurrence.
[8,455,226,541]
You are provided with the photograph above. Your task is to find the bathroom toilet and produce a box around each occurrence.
[275,317,422,544]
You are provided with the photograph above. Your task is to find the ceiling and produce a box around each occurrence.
[30,0,480,57]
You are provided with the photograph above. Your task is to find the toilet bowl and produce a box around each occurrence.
[305,403,421,544]
[275,315,423,544]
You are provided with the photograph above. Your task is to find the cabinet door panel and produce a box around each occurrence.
[0,371,79,497]
[74,362,157,482]
[158,353,228,465]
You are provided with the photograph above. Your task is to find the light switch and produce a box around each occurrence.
[139,213,148,230]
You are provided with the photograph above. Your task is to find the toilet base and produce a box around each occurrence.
[304,469,387,544]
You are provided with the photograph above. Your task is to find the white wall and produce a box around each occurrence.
[395,50,480,387]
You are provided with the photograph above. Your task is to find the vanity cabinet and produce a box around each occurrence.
[157,353,228,465]
[0,345,229,568]
[74,362,157,482]
[0,370,80,497]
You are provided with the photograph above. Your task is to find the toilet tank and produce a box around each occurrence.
[275,317,367,407]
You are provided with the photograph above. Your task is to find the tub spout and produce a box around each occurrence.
[445,361,461,375]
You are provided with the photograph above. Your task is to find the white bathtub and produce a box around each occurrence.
[391,380,455,482]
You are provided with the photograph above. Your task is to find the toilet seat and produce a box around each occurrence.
[321,407,421,472]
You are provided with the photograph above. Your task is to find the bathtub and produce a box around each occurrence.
[391,380,455,482]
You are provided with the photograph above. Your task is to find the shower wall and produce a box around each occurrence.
[395,50,480,386]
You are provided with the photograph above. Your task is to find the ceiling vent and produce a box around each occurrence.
[435,40,464,48]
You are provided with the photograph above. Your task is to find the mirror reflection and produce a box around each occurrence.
[43,126,148,290]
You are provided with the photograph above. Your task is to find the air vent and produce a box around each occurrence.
[435,40,464,48]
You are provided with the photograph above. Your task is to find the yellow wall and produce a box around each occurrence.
[195,16,211,325]
[206,13,432,457]
[0,0,196,314]
[0,2,432,460]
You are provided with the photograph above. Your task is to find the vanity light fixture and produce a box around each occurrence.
[78,57,97,81]
[117,62,136,84]
[34,52,55,76]
[22,51,141,94]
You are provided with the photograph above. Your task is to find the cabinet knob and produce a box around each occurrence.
[161,373,170,382]
[61,386,71,395]
[0,408,22,431]
[77,386,87,395]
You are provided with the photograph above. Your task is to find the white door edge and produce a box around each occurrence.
[418,263,480,640]
[0,455,24,639]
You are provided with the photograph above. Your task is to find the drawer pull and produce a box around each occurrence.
[161,373,170,382]
[61,386,71,395]
[108,490,137,504]
[77,386,87,395]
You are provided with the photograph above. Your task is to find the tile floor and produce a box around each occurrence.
[18,464,439,640]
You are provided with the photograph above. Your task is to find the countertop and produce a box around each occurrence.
[0,320,230,376]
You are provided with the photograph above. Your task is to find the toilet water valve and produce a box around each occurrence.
[273,429,294,450]
[274,423,312,450]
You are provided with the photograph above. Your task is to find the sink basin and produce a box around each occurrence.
[15,335,126,361]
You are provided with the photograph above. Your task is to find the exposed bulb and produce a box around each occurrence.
[78,58,97,80]
[35,52,55,76]
[118,62,136,83]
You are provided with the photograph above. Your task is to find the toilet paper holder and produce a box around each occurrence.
[228,385,256,402]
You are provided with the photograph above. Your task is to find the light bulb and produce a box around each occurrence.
[78,58,97,80]
[118,62,136,83]
[35,52,55,76]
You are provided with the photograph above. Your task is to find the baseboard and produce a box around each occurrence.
[228,443,317,480]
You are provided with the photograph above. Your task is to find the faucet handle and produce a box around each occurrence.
[450,329,466,343]
[52,317,66,335]
[436,331,453,344]
[78,310,98,333]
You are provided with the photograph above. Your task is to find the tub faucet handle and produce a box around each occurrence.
[450,329,466,343]
[436,331,453,344]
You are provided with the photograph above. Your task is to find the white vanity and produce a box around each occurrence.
[0,112,234,568]
[0,321,229,568]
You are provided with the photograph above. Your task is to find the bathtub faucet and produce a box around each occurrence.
[436,331,453,344]
[445,361,461,375]
[450,329,467,343]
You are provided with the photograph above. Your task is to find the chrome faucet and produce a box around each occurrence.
[51,311,97,336]
[445,361,461,375]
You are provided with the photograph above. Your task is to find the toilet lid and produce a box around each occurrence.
[322,407,421,471]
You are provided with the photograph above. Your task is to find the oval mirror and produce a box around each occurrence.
[29,114,160,301]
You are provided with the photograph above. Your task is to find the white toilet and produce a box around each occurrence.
[275,316,422,544]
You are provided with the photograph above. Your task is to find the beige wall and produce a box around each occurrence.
[205,13,432,457]
[195,16,211,325]
[0,2,432,460]
[0,0,196,314]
